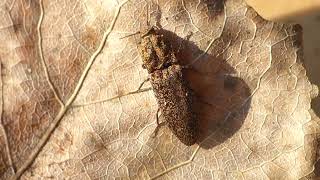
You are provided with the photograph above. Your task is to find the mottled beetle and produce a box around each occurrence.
[137,27,199,146]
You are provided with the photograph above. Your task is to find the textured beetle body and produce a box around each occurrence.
[139,27,198,146]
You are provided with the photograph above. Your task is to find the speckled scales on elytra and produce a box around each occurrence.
[138,27,198,146]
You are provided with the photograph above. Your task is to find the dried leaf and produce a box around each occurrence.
[0,0,319,179]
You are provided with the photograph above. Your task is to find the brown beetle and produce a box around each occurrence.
[138,27,199,146]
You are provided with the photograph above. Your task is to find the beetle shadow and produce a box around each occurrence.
[159,29,252,149]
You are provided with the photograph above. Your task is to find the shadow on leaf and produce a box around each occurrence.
[160,29,252,149]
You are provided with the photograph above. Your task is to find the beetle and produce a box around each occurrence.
[137,27,199,146]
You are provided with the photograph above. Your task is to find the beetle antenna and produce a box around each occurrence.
[119,31,141,39]
[147,3,150,26]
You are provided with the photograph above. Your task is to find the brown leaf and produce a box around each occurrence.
[0,0,319,179]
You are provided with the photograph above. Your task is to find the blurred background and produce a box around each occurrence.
[246,0,320,117]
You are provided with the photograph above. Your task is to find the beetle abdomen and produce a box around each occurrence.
[150,65,198,146]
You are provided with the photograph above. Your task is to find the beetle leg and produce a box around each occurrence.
[151,108,166,138]
[137,77,150,91]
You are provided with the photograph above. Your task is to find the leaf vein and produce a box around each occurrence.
[12,0,129,179]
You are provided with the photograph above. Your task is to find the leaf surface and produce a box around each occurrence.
[0,0,319,179]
